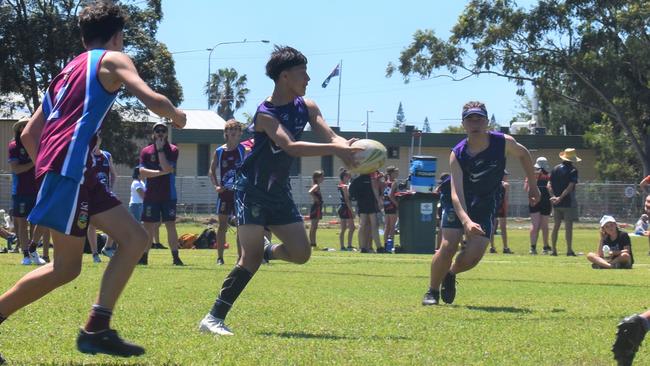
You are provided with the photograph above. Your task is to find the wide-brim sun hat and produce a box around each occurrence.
[12,117,29,133]
[559,148,582,162]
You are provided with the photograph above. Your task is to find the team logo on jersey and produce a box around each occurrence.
[77,201,89,229]
[19,202,26,215]
[251,204,261,218]
[447,211,457,223]
[150,154,157,163]
[269,141,283,154]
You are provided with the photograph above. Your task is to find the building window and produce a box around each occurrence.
[387,146,400,159]
[290,157,301,176]
[321,155,333,177]
[197,144,210,176]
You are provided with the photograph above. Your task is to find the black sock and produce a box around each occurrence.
[84,304,112,332]
[0,312,7,325]
[28,242,37,253]
[171,250,180,260]
[210,265,253,320]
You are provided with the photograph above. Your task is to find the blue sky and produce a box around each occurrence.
[157,0,535,133]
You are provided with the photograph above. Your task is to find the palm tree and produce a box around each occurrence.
[205,68,249,120]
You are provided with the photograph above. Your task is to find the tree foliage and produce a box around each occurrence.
[0,0,182,166]
[391,102,406,132]
[205,67,249,121]
[422,116,431,133]
[387,0,650,179]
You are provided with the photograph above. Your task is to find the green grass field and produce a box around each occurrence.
[1,221,649,365]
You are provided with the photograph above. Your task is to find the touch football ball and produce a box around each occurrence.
[349,139,387,174]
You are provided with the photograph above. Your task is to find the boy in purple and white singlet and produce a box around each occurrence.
[422,101,540,306]
[198,46,361,336]
[0,2,186,361]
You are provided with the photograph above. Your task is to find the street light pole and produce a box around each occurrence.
[207,39,270,109]
[365,110,374,139]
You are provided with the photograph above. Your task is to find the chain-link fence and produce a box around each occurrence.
[0,174,645,222]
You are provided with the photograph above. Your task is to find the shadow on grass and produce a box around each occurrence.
[464,305,534,314]
[259,331,410,341]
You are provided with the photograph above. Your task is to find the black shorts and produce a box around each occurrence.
[337,205,353,219]
[529,198,551,215]
[309,203,322,220]
[357,199,378,215]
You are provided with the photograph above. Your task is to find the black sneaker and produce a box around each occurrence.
[489,247,497,254]
[567,251,577,257]
[422,288,440,306]
[613,314,648,366]
[77,328,145,357]
[0,352,5,364]
[216,257,224,266]
[529,247,538,255]
[441,272,457,304]
[542,246,552,255]
[550,250,558,256]
[173,257,184,266]
[360,248,369,253]
[153,242,167,249]
[376,246,386,253]
[503,247,514,254]
[592,263,602,269]
[137,252,148,265]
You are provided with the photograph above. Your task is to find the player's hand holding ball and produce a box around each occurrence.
[346,139,387,175]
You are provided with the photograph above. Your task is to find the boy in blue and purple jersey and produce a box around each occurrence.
[0,2,186,361]
[422,101,539,306]
[209,119,247,265]
[138,121,182,266]
[198,45,360,336]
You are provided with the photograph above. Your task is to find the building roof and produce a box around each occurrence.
[120,107,226,130]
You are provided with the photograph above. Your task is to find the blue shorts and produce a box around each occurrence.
[142,200,177,222]
[28,172,121,237]
[236,190,302,227]
[440,198,496,238]
[129,203,143,221]
[12,195,36,218]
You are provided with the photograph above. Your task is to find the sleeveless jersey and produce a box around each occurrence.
[37,49,117,183]
[383,180,396,211]
[90,150,112,190]
[451,131,506,202]
[311,186,323,205]
[8,139,37,196]
[237,97,309,201]
[338,183,347,205]
[215,143,246,190]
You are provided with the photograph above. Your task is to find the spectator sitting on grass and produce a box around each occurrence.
[634,214,648,236]
[587,215,633,269]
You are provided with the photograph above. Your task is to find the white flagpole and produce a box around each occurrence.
[336,60,342,128]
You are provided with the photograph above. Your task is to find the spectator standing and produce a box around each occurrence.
[548,148,580,256]
[337,169,355,251]
[308,170,324,247]
[139,122,183,266]
[526,157,552,255]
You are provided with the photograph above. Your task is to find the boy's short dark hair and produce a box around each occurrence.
[132,167,140,180]
[265,45,308,81]
[79,1,127,44]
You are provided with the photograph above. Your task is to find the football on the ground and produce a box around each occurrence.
[349,139,387,174]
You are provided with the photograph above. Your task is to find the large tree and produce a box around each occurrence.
[387,0,650,178]
[205,67,249,121]
[0,0,182,166]
[391,102,406,132]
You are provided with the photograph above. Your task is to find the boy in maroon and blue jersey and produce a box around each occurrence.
[0,2,186,361]
[209,119,247,265]
[87,135,117,262]
[198,45,360,336]
[422,101,539,306]
[138,121,182,265]
[8,118,46,265]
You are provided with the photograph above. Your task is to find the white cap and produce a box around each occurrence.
[534,156,550,171]
[600,215,616,228]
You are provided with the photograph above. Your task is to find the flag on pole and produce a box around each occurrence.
[321,64,341,88]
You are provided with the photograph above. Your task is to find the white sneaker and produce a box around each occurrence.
[21,256,31,265]
[29,252,46,265]
[101,247,114,258]
[198,313,234,336]
[92,253,102,263]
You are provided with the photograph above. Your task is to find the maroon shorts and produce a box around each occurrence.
[216,190,235,216]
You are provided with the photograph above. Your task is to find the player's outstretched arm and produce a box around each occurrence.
[257,113,360,167]
[505,135,540,205]
[304,99,350,146]
[103,52,186,129]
